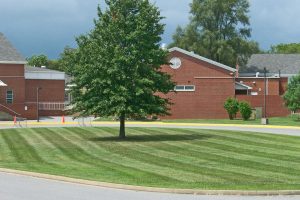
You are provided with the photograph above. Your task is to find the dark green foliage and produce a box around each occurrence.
[224,97,239,120]
[69,0,174,137]
[284,74,300,112]
[239,101,252,120]
[169,0,261,67]
[26,54,48,67]
[270,43,300,54]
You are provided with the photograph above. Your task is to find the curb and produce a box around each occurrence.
[1,168,300,196]
[0,121,299,130]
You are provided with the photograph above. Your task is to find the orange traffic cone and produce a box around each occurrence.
[62,115,65,124]
[13,116,17,125]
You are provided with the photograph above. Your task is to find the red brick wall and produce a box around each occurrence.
[237,78,281,95]
[25,79,65,102]
[161,50,235,119]
[237,95,290,117]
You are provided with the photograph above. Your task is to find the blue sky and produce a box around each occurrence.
[1,0,300,59]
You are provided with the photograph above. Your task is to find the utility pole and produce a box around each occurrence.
[262,67,269,125]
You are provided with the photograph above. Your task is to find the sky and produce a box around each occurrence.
[1,0,300,59]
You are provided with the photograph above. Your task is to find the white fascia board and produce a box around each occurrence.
[168,47,236,72]
[0,61,27,64]
[25,72,65,80]
[0,80,7,86]
[235,82,252,90]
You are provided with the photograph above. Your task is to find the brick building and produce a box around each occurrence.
[0,33,65,120]
[162,47,292,119]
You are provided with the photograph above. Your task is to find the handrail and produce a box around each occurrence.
[0,103,21,116]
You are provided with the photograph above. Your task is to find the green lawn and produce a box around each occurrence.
[0,127,300,190]
[94,116,300,127]
[163,117,300,127]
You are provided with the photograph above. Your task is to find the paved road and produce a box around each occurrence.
[0,172,299,200]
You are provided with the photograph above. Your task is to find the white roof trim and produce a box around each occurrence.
[25,72,65,80]
[0,80,7,87]
[169,47,236,72]
[235,82,252,90]
[0,61,27,64]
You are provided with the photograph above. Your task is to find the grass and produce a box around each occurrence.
[0,127,300,190]
[95,116,300,127]
[163,116,300,127]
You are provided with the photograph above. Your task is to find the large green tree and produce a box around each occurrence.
[26,54,48,67]
[284,74,300,113]
[169,0,260,68]
[69,0,174,138]
[270,43,300,54]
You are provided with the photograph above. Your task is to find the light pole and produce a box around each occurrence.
[37,87,42,122]
[262,67,269,125]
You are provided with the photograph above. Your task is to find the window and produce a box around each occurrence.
[174,85,195,92]
[6,90,13,104]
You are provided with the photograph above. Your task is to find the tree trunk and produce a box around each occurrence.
[119,113,126,139]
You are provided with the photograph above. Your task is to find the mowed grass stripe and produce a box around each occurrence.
[160,128,300,169]
[178,128,300,153]
[61,127,200,183]
[36,128,180,184]
[97,127,274,184]
[130,127,295,181]
[127,129,298,183]
[64,127,219,183]
[24,128,82,167]
[36,128,143,180]
[0,129,46,164]
[1,127,300,190]
[168,128,300,158]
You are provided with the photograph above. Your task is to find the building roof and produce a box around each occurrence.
[25,66,64,73]
[247,54,300,75]
[25,66,65,80]
[169,47,236,72]
[0,33,26,64]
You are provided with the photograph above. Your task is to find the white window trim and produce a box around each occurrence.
[174,85,196,92]
[6,90,13,104]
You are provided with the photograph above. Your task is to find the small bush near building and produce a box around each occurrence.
[239,101,252,120]
[291,113,300,121]
[224,97,239,120]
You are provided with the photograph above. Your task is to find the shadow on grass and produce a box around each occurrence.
[89,134,212,142]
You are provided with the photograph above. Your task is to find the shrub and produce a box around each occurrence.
[239,101,252,120]
[224,97,239,120]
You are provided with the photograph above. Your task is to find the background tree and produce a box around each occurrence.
[169,0,260,68]
[284,74,300,113]
[270,43,300,54]
[69,0,174,138]
[26,54,48,67]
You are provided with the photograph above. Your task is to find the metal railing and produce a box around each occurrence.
[39,102,66,111]
[0,103,21,116]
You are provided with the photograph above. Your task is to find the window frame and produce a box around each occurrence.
[174,85,195,92]
[6,90,13,104]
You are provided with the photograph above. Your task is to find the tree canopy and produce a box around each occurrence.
[69,0,174,138]
[270,43,300,54]
[169,0,260,68]
[284,74,300,113]
[26,54,48,67]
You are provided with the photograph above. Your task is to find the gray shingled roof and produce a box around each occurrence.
[247,54,300,75]
[0,32,26,63]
